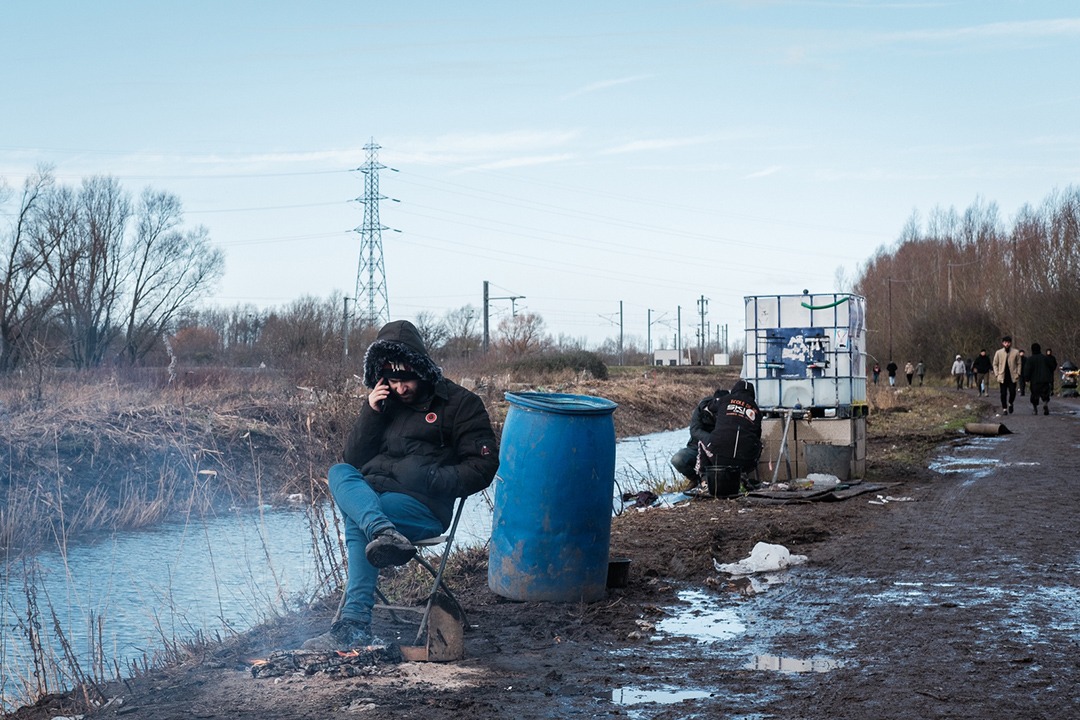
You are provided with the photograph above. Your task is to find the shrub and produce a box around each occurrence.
[507,351,609,380]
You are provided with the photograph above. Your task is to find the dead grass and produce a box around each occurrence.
[0,369,354,553]
[865,383,988,470]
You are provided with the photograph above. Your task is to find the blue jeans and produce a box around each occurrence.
[328,462,444,625]
[670,446,698,480]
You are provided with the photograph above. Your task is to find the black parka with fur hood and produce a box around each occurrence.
[342,320,499,528]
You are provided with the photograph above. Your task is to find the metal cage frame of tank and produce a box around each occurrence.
[742,292,868,418]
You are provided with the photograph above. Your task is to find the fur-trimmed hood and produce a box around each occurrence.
[362,320,443,388]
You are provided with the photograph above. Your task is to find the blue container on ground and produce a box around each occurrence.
[488,392,618,602]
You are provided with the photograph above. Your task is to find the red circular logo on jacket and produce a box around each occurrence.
[425,412,438,423]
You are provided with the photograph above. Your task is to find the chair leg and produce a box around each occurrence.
[412,552,466,646]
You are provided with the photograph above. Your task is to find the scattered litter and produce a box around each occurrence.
[714,542,808,576]
[620,490,659,510]
[806,473,840,489]
[868,494,915,505]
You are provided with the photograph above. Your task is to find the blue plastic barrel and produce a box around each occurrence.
[488,392,618,602]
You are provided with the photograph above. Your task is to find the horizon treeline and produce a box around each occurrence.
[855,185,1080,373]
[10,167,1077,381]
[1,168,723,380]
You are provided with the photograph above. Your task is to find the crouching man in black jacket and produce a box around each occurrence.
[697,380,763,497]
[670,387,729,491]
[304,320,499,651]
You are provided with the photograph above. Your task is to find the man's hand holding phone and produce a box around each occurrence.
[368,378,391,411]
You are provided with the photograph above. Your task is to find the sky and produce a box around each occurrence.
[2,1,1079,351]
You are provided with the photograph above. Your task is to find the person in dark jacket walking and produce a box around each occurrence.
[1024,342,1057,415]
[1041,349,1058,399]
[303,320,499,650]
[670,388,729,490]
[972,350,993,396]
[1045,347,1058,396]
[1018,349,1028,396]
[885,361,898,387]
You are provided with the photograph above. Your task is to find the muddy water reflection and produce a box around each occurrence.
[654,589,746,642]
[745,655,842,672]
[610,686,716,705]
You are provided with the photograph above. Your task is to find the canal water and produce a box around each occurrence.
[0,428,687,708]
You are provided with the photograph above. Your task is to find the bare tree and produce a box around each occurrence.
[495,312,549,357]
[413,310,449,354]
[119,189,224,364]
[45,176,131,368]
[855,187,1080,372]
[0,167,57,372]
[260,295,342,363]
[443,304,481,358]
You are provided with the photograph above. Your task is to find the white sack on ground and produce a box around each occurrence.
[715,541,808,576]
[806,473,840,488]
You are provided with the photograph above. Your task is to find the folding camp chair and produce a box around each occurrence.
[336,495,468,647]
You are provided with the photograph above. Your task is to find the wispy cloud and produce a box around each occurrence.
[745,166,782,179]
[600,135,716,155]
[473,154,578,171]
[560,74,656,101]
[888,18,1080,43]
[385,130,581,169]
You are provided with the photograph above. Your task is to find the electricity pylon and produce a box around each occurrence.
[353,140,391,329]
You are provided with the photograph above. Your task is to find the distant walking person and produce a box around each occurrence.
[965,357,976,388]
[1045,347,1058,395]
[992,335,1021,415]
[1024,342,1056,415]
[886,361,898,387]
[915,361,926,386]
[872,363,881,385]
[904,361,915,386]
[972,350,993,397]
[951,355,966,390]
[1017,350,1028,396]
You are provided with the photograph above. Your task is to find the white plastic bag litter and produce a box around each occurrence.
[714,541,808,576]
[806,473,840,489]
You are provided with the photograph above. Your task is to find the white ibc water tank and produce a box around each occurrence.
[741,293,867,411]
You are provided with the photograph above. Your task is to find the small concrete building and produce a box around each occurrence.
[653,349,690,366]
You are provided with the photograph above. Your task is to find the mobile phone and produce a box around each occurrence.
[376,378,388,411]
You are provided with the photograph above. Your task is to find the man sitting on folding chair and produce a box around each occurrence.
[696,380,763,497]
[303,320,499,651]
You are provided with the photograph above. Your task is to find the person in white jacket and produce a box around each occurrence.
[951,354,967,390]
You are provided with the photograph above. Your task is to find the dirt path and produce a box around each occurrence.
[786,397,1080,719]
[14,391,1080,720]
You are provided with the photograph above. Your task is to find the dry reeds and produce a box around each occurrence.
[0,368,350,554]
